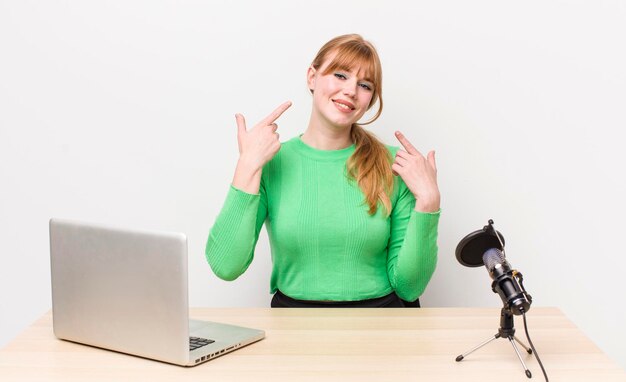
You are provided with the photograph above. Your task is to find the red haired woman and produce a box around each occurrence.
[206,34,440,307]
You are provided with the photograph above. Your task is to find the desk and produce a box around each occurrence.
[1,307,624,381]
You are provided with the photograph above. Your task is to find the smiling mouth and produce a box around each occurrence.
[332,99,356,111]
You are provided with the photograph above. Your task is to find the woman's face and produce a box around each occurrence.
[307,58,375,129]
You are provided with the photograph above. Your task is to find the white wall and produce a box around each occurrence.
[2,0,625,371]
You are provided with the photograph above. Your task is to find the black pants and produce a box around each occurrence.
[271,290,420,308]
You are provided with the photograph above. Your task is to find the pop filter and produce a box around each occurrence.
[455,220,505,267]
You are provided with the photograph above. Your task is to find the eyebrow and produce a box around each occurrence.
[336,65,373,83]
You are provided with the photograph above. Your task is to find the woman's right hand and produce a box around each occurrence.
[232,101,292,194]
[235,101,292,171]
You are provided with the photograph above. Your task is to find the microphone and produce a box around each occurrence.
[455,220,548,381]
[482,248,532,315]
[455,220,533,315]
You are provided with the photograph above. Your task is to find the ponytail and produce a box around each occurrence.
[347,124,394,216]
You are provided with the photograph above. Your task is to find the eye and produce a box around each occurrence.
[359,82,373,91]
[334,73,347,80]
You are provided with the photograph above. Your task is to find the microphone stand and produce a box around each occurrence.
[455,307,534,379]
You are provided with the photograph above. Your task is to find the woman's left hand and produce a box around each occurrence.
[392,131,441,213]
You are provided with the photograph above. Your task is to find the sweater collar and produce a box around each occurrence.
[290,135,356,161]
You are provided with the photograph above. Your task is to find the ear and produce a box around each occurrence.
[307,66,316,93]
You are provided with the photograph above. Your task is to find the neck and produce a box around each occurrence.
[303,114,353,150]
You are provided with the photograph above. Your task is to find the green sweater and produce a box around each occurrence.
[206,136,440,302]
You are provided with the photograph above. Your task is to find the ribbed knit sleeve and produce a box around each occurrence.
[386,178,440,302]
[205,184,268,281]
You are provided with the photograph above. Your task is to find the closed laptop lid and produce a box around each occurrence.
[49,218,190,364]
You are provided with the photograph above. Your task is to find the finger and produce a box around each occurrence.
[394,156,409,167]
[395,131,421,156]
[395,150,411,159]
[427,150,437,172]
[261,101,293,126]
[269,123,278,132]
[235,113,247,135]
[391,163,403,176]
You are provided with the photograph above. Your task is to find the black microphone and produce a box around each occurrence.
[482,248,532,315]
[455,221,549,381]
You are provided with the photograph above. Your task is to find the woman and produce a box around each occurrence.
[206,34,440,307]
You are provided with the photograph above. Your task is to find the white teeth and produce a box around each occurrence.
[334,101,351,110]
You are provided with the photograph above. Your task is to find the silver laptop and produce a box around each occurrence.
[49,218,265,366]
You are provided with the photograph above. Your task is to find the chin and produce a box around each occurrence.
[329,112,364,128]
[329,119,355,129]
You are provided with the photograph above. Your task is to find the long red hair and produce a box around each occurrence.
[310,34,393,215]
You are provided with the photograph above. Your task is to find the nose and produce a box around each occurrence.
[343,80,357,99]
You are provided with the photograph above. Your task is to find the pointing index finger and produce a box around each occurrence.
[395,131,420,155]
[261,101,292,126]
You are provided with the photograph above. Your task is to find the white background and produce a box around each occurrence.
[1,0,625,371]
